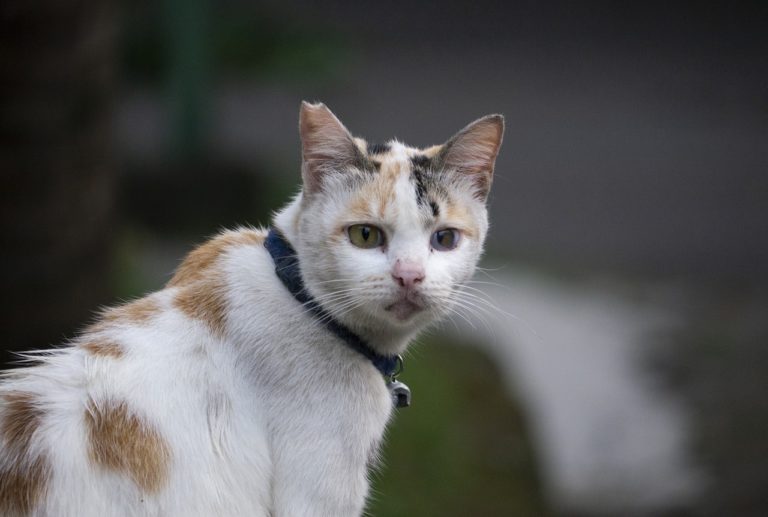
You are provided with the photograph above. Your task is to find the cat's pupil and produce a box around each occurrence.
[361,226,370,241]
[438,230,450,246]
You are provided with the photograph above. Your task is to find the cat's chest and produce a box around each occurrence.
[252,346,394,457]
[244,318,393,423]
[260,354,393,427]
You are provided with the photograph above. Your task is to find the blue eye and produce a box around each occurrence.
[431,229,460,251]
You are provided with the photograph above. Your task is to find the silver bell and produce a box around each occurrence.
[387,379,411,408]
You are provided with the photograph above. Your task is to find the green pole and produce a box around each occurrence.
[165,0,210,160]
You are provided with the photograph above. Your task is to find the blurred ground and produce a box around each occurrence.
[657,288,768,516]
[475,270,703,514]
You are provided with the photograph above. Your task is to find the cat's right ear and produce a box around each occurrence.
[435,114,504,201]
[299,101,362,195]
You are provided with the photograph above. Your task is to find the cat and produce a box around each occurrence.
[0,102,504,517]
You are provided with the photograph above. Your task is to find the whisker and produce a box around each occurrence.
[455,288,530,325]
[312,297,361,315]
[312,278,360,285]
[464,279,514,291]
[448,297,494,337]
[308,288,368,302]
[443,303,478,331]
[452,289,540,342]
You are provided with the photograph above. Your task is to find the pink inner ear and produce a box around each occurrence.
[299,102,360,193]
[439,115,504,198]
[442,116,504,174]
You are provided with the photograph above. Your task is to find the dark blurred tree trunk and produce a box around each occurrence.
[0,0,116,366]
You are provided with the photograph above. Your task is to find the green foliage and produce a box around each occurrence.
[369,340,548,517]
[212,11,350,83]
[121,2,352,85]
[111,228,158,299]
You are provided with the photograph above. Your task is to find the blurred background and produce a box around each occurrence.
[1,0,767,515]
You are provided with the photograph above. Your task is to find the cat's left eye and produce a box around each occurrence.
[348,224,385,249]
[431,228,460,251]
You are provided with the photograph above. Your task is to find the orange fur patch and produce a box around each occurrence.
[353,137,368,154]
[443,199,477,239]
[168,229,265,288]
[102,297,160,325]
[420,144,443,158]
[173,274,228,336]
[378,156,405,182]
[85,398,171,494]
[375,183,396,219]
[81,339,123,358]
[363,159,402,219]
[169,230,264,336]
[0,392,50,514]
[344,170,400,224]
[347,193,375,221]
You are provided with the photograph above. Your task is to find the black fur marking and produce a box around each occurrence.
[429,200,440,217]
[412,169,428,207]
[367,142,391,155]
[354,152,379,175]
[411,154,431,168]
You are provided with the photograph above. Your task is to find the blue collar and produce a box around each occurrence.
[264,228,401,378]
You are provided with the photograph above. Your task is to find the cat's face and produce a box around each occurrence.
[285,103,503,344]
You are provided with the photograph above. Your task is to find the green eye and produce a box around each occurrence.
[431,228,460,251]
[348,224,384,249]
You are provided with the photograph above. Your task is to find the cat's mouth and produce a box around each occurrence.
[385,297,425,321]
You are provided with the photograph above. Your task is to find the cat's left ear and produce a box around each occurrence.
[436,114,504,201]
[299,101,364,194]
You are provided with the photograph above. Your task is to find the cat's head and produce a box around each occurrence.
[274,102,503,352]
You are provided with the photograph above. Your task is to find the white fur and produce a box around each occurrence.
[0,109,499,516]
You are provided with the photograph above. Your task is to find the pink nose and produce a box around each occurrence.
[392,260,425,288]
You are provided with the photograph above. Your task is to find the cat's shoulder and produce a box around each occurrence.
[168,227,268,288]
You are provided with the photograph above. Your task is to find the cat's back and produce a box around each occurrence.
[0,228,274,517]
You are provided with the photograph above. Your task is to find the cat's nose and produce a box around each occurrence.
[392,260,425,288]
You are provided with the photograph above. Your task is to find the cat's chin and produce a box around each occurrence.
[384,299,425,322]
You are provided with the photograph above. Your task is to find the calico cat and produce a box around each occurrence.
[0,102,503,516]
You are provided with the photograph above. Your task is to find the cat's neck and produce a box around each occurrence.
[345,323,416,357]
[272,192,304,249]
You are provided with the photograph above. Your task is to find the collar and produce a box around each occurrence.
[264,228,401,378]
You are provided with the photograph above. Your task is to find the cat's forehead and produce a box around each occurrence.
[338,138,476,235]
[353,139,442,176]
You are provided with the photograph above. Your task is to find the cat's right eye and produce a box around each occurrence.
[348,224,384,249]
[431,228,460,251]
